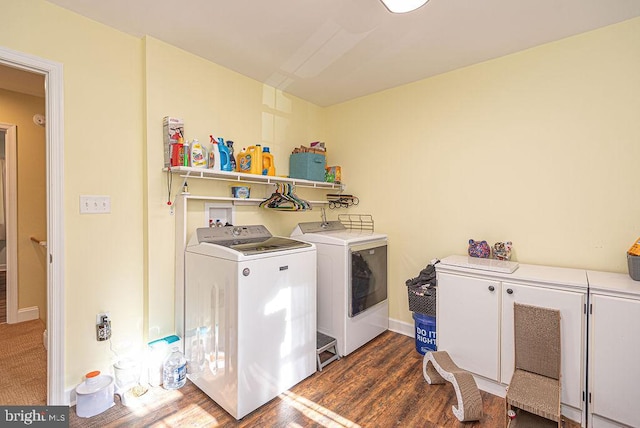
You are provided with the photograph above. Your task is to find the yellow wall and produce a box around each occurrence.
[3,0,639,396]
[0,0,146,388]
[326,17,640,324]
[143,37,326,340]
[0,88,47,321]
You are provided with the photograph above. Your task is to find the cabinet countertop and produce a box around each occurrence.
[437,255,588,291]
[587,270,640,298]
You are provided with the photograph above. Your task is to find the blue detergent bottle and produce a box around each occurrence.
[216,137,233,171]
[226,140,237,171]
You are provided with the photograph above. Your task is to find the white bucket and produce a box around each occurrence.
[75,371,115,418]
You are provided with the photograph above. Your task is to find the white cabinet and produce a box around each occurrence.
[436,255,588,425]
[437,273,500,381]
[500,281,585,413]
[587,271,640,428]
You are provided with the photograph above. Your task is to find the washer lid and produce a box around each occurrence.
[193,226,311,255]
[226,236,312,255]
[196,225,272,244]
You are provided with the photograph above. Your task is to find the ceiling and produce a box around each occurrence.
[32,1,640,105]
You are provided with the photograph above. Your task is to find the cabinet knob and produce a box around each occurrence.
[506,288,513,295]
[488,285,495,292]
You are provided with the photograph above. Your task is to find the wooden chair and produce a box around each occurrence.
[505,303,562,428]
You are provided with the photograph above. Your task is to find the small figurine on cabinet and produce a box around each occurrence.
[492,241,512,261]
[468,239,491,258]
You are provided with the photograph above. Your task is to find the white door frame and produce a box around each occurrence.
[0,123,17,323]
[0,46,65,405]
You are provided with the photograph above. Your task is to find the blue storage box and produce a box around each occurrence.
[289,152,326,182]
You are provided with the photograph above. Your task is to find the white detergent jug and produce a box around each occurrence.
[75,371,115,418]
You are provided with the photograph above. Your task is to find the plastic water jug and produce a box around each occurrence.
[262,147,276,176]
[163,347,187,390]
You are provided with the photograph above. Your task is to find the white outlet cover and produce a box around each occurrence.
[80,195,111,214]
[96,312,110,324]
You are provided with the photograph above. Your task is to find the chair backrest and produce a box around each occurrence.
[513,303,561,380]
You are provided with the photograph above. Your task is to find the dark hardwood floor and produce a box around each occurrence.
[69,331,507,427]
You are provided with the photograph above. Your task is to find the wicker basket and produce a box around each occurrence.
[407,286,437,316]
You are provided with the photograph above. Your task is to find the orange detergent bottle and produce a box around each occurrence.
[247,145,263,175]
[262,147,275,176]
[237,147,249,173]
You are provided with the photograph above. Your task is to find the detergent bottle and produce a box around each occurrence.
[190,139,207,168]
[216,137,232,171]
[226,140,237,171]
[262,147,276,176]
[182,138,190,167]
[208,135,221,171]
[237,147,249,173]
[247,145,263,175]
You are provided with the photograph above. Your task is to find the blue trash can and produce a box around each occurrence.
[413,312,437,355]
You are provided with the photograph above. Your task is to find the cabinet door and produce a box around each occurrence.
[437,272,500,381]
[590,294,640,427]
[501,282,585,411]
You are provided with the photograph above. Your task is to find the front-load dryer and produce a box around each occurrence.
[291,220,388,356]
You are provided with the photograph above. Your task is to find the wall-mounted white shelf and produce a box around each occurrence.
[167,166,342,206]
[176,194,329,206]
[168,166,343,190]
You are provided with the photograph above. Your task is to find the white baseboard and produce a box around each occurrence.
[16,306,39,322]
[389,317,414,338]
[65,387,75,407]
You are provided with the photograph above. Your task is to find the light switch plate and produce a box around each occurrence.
[80,195,111,214]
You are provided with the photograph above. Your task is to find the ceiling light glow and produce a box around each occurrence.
[380,0,429,14]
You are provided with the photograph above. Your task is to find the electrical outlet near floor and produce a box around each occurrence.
[96,312,111,341]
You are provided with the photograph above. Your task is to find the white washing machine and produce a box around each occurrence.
[291,220,388,356]
[184,225,316,419]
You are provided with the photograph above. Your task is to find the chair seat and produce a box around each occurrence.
[506,369,560,422]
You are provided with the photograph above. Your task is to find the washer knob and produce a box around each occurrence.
[233,227,242,236]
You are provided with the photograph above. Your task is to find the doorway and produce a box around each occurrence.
[0,128,5,323]
[0,124,16,325]
[0,46,65,405]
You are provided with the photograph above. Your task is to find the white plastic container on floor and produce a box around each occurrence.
[75,371,115,418]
